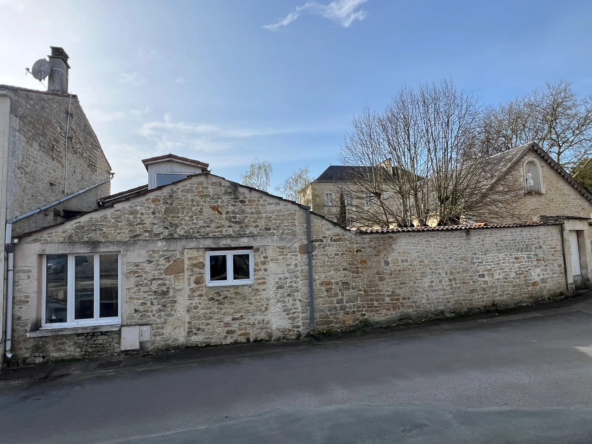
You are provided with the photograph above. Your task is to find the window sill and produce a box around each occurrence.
[28,324,121,338]
[206,281,254,287]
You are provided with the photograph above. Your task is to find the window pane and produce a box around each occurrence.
[209,255,227,281]
[156,173,188,187]
[233,254,251,280]
[100,255,119,318]
[46,255,68,324]
[74,255,95,320]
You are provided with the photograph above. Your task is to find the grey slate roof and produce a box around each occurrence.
[313,166,372,183]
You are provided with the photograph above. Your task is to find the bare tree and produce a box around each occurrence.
[341,80,523,227]
[240,159,273,192]
[479,81,592,172]
[275,167,312,203]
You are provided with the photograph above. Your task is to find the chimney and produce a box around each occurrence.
[47,47,70,94]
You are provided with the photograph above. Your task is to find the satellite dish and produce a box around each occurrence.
[31,59,51,81]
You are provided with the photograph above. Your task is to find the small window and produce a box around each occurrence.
[325,193,334,206]
[206,250,254,286]
[43,254,120,328]
[345,194,354,206]
[365,192,374,206]
[156,173,189,187]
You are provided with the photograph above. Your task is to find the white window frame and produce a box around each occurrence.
[205,249,254,287]
[345,193,354,206]
[41,253,121,329]
[365,192,374,206]
[325,193,334,206]
[155,172,189,187]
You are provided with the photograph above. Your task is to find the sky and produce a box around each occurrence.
[1,0,592,194]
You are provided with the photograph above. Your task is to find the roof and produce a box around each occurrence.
[142,154,209,171]
[312,165,417,184]
[98,184,149,206]
[352,222,554,234]
[0,84,76,99]
[313,166,371,183]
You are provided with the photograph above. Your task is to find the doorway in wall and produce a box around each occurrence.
[569,231,587,290]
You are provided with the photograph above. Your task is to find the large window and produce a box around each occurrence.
[205,250,254,286]
[43,254,120,327]
[155,173,189,187]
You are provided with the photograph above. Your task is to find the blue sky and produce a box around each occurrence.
[1,0,591,193]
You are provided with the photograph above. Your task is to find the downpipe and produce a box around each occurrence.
[4,223,13,358]
[304,206,316,337]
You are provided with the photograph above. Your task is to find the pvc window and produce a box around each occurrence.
[345,194,354,206]
[325,193,334,206]
[206,250,254,287]
[42,254,121,328]
[155,173,189,187]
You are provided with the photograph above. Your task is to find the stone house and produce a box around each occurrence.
[4,152,592,365]
[302,143,592,227]
[1,47,113,366]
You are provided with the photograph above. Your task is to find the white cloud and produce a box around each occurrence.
[0,0,27,13]
[118,71,147,86]
[264,0,368,31]
[175,75,195,84]
[130,107,151,120]
[88,107,150,123]
[91,110,126,122]
[137,47,160,61]
[136,114,312,168]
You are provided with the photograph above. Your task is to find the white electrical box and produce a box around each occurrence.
[139,325,151,342]
[121,326,140,350]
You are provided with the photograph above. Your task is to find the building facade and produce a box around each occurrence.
[1,47,113,366]
[6,165,591,365]
[303,143,592,227]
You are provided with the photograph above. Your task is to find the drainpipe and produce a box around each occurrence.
[4,174,114,358]
[4,223,13,358]
[303,206,315,336]
[559,223,570,293]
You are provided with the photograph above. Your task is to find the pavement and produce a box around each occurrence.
[1,292,592,443]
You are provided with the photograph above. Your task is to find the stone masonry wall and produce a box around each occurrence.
[2,87,112,235]
[307,219,567,331]
[492,153,592,223]
[10,173,569,362]
[11,174,307,361]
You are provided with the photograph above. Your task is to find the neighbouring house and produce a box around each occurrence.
[1,47,113,366]
[302,142,592,227]
[4,152,592,366]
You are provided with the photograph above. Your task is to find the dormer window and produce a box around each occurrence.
[524,160,542,193]
[156,173,189,187]
[142,154,209,190]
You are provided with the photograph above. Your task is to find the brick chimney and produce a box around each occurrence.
[47,47,70,94]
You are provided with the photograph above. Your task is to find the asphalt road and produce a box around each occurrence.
[2,294,592,443]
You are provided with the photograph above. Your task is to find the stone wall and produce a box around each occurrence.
[307,219,567,331]
[9,174,571,363]
[496,152,592,223]
[1,86,112,235]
